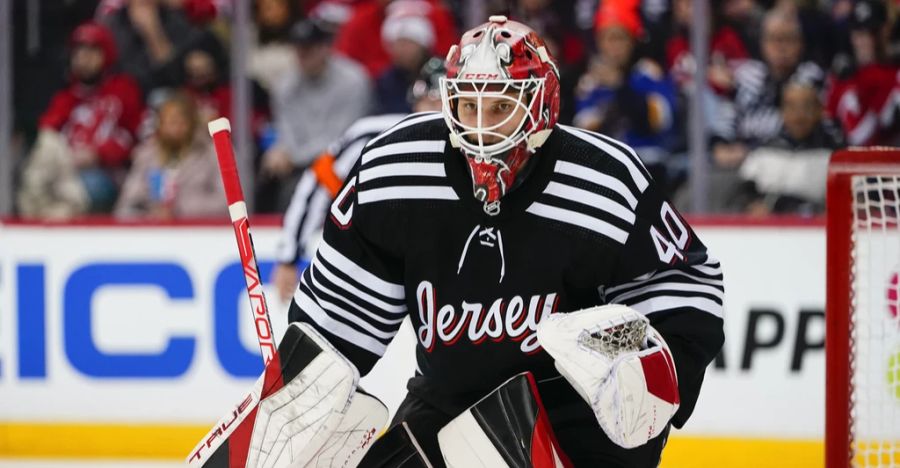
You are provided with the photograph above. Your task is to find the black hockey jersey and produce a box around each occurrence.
[288,112,725,428]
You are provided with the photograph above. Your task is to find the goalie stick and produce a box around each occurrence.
[187,118,286,467]
[208,117,279,368]
[188,119,388,467]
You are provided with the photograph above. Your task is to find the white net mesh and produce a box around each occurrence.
[581,318,648,360]
[851,175,900,467]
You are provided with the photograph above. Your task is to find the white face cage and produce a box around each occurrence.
[439,77,546,160]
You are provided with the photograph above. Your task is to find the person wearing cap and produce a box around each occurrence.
[574,0,678,191]
[258,18,372,212]
[374,8,436,114]
[18,21,144,219]
[826,0,900,146]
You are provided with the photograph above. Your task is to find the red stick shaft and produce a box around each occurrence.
[208,118,280,373]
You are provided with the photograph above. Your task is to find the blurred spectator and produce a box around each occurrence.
[13,0,101,143]
[18,21,143,219]
[102,0,205,93]
[115,92,226,219]
[666,0,749,95]
[308,0,360,26]
[181,32,231,122]
[249,0,301,92]
[257,19,372,212]
[334,0,457,78]
[662,0,750,194]
[180,32,272,146]
[826,0,900,146]
[271,56,446,301]
[719,0,765,58]
[636,0,672,65]
[712,8,824,170]
[770,0,842,69]
[98,0,229,25]
[733,80,844,215]
[501,0,584,66]
[574,0,677,186]
[374,6,435,113]
[804,1,844,68]
[494,0,586,125]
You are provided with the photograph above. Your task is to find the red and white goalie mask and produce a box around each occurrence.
[440,16,561,215]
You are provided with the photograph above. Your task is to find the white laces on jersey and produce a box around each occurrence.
[457,224,506,283]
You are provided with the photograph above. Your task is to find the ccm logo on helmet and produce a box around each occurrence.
[462,73,500,79]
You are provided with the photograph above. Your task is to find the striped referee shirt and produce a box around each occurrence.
[276,114,407,264]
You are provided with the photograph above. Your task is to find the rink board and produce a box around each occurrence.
[0,218,853,465]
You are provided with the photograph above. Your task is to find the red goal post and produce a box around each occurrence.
[826,148,900,468]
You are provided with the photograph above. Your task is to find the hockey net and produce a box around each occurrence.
[827,149,900,468]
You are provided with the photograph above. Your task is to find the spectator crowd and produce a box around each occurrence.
[11,0,900,220]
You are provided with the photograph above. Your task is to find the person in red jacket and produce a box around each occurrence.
[19,21,144,218]
[825,0,900,146]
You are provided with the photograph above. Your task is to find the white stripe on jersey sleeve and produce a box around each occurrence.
[627,295,724,319]
[604,269,724,297]
[308,265,406,326]
[306,271,404,335]
[358,162,446,183]
[294,287,389,356]
[341,114,407,143]
[691,262,723,277]
[318,240,405,300]
[554,160,639,209]
[361,140,446,166]
[608,281,725,305]
[365,112,444,147]
[544,181,636,224]
[311,257,406,314]
[358,186,459,204]
[592,130,651,169]
[526,202,629,244]
[559,125,650,192]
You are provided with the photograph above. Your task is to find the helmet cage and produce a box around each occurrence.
[440,76,546,161]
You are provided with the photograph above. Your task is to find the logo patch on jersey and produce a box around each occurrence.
[415,280,559,354]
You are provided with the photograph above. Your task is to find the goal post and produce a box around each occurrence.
[826,148,900,468]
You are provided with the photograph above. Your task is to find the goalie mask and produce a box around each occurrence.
[440,16,560,215]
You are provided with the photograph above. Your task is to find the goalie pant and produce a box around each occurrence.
[393,377,670,467]
[288,113,725,466]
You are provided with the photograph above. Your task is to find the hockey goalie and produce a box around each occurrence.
[190,14,724,468]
